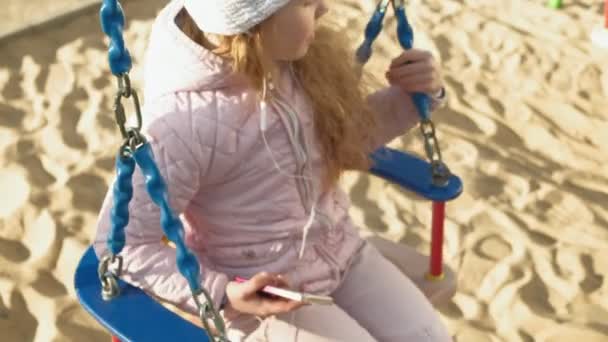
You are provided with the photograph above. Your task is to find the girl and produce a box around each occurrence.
[94,0,451,340]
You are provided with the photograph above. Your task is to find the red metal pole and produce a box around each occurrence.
[604,0,608,28]
[427,201,445,280]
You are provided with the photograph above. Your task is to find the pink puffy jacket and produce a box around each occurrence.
[94,0,443,314]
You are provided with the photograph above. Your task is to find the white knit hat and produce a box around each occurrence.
[183,0,292,35]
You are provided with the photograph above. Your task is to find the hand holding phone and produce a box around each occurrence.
[224,272,305,319]
[235,276,334,305]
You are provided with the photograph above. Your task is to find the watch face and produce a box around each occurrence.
[434,87,445,99]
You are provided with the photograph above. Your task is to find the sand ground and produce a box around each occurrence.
[0,0,607,341]
[0,0,100,39]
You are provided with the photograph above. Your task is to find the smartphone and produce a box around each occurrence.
[234,276,334,305]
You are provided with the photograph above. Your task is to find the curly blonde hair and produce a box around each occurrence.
[176,9,378,191]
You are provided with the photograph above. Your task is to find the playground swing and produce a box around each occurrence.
[74,0,463,341]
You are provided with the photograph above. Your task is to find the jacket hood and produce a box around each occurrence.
[142,0,249,101]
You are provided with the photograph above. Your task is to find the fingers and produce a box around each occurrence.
[257,298,307,317]
[245,272,276,294]
[389,49,433,68]
[386,61,433,80]
[386,49,442,94]
[286,299,309,310]
[246,272,291,294]
[389,73,436,92]
[274,274,291,288]
[237,272,305,318]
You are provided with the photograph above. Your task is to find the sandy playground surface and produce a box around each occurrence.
[0,0,607,341]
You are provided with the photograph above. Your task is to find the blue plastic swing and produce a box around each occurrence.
[74,1,463,341]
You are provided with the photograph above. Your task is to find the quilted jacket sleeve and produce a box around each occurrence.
[93,93,229,315]
[368,86,447,150]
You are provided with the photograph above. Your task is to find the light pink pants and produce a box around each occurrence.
[221,242,453,341]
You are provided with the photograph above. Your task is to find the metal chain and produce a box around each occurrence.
[98,143,134,301]
[113,74,144,143]
[131,143,230,341]
[356,0,390,64]
[99,1,230,341]
[98,254,123,300]
[100,0,132,76]
[194,288,230,342]
[357,0,452,186]
[419,119,451,186]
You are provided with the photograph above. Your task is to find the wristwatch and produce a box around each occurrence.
[431,87,446,100]
[429,86,447,110]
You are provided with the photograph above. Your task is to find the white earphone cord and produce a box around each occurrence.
[259,68,340,341]
[259,74,318,261]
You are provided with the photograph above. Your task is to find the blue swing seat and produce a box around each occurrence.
[74,147,463,342]
[370,147,462,201]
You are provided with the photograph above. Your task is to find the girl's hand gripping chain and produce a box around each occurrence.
[392,0,433,121]
[391,0,451,185]
[357,0,451,185]
[386,49,444,96]
[357,0,442,120]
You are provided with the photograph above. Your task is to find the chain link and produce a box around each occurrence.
[113,74,143,141]
[98,254,123,300]
[193,288,230,342]
[117,72,132,98]
[419,119,451,186]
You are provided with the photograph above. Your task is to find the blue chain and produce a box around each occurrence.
[107,146,135,255]
[99,1,229,340]
[356,0,431,121]
[355,0,389,64]
[131,143,202,291]
[100,0,132,75]
[357,0,450,185]
[393,2,431,121]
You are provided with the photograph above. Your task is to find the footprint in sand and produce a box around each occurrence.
[0,167,30,218]
[0,288,37,342]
